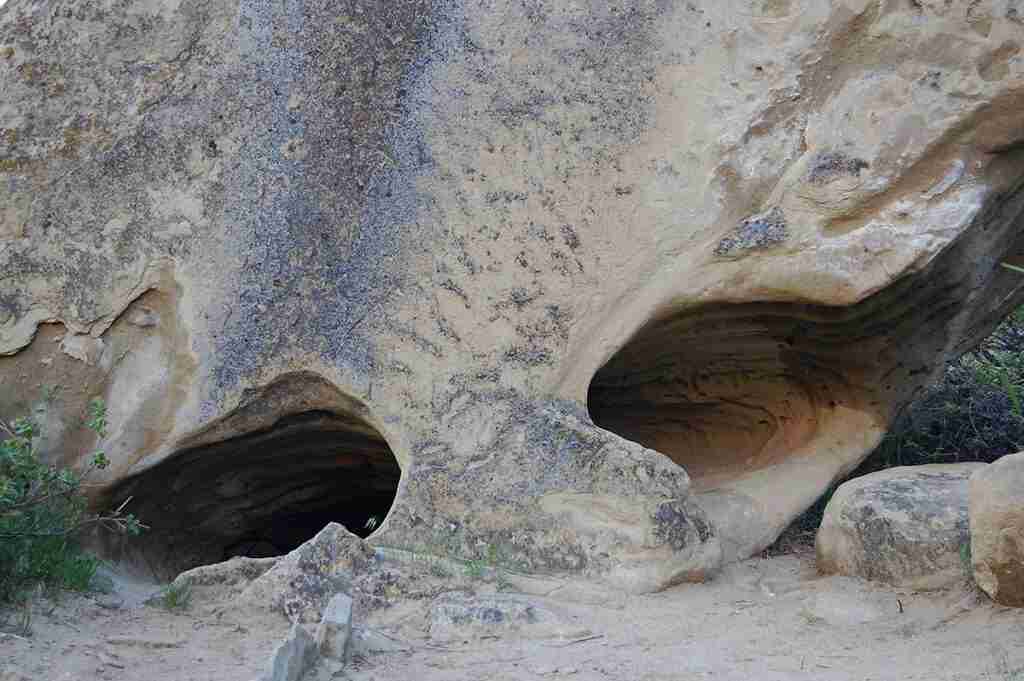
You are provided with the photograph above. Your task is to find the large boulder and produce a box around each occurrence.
[2,0,1024,591]
[240,523,374,624]
[970,452,1024,606]
[816,464,983,589]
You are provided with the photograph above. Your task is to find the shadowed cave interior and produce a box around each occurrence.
[108,409,400,579]
[585,171,1024,499]
[586,292,949,493]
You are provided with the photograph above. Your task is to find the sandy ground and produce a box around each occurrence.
[3,548,1023,681]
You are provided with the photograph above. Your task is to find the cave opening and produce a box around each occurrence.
[585,292,935,493]
[108,409,401,579]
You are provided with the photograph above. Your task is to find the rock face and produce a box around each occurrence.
[2,1,1024,591]
[816,464,983,589]
[970,453,1024,606]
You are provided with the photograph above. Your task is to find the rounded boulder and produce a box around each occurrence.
[816,464,984,589]
[970,453,1024,606]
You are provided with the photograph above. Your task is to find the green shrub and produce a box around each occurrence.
[157,580,192,610]
[865,305,1024,472]
[0,399,143,603]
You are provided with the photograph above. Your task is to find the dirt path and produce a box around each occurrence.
[3,552,1023,681]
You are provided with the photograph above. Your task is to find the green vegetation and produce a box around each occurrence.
[0,399,143,604]
[463,556,487,580]
[156,579,192,610]
[866,305,1024,472]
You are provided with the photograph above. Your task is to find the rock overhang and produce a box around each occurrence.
[1,0,1023,590]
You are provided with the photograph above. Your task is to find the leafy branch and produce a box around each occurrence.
[0,398,145,602]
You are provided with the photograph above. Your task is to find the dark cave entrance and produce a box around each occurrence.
[108,409,401,579]
[585,296,918,492]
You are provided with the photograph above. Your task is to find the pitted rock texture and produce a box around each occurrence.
[427,593,587,642]
[970,452,1024,606]
[816,464,984,589]
[2,0,1024,591]
[239,523,374,625]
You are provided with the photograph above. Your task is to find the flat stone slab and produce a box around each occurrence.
[427,593,591,642]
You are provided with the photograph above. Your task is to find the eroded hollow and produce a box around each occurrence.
[107,409,400,579]
[588,300,891,492]
[589,266,995,493]
[587,171,1024,559]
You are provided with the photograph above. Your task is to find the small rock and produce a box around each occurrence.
[970,453,1024,606]
[97,652,124,669]
[105,636,186,649]
[348,627,411,656]
[263,624,317,681]
[94,596,124,610]
[315,593,353,662]
[58,334,105,365]
[127,306,159,328]
[816,464,983,588]
[427,593,587,642]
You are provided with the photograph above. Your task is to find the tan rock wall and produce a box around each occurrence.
[2,0,1024,589]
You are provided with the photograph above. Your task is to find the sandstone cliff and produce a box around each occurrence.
[2,0,1023,591]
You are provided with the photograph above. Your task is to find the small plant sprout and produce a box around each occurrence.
[86,397,108,438]
[159,580,192,610]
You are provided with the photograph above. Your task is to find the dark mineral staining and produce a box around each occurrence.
[560,224,580,250]
[714,206,788,258]
[503,345,551,366]
[652,501,713,551]
[806,151,869,185]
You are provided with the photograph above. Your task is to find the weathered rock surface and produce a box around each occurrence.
[0,667,31,681]
[2,0,1024,591]
[347,627,411,657]
[427,593,588,642]
[240,524,374,624]
[970,452,1024,606]
[173,555,279,589]
[816,464,983,589]
[315,593,353,662]
[263,624,317,681]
